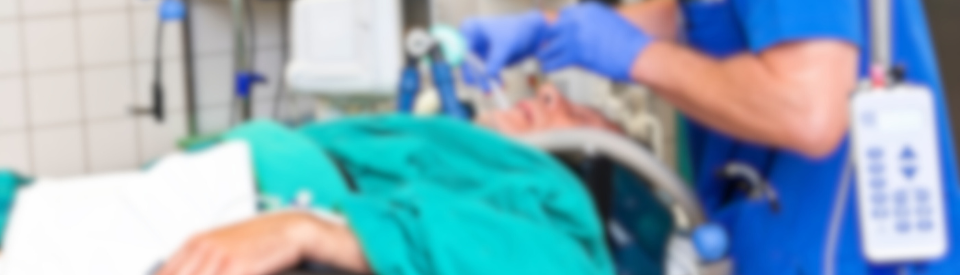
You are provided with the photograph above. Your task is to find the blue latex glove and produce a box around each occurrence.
[460,11,549,88]
[537,2,652,83]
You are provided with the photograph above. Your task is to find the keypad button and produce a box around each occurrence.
[868,147,884,160]
[871,193,886,204]
[917,220,934,232]
[896,222,912,233]
[870,163,885,175]
[915,189,930,202]
[870,179,885,188]
[894,190,909,205]
[902,166,917,180]
[873,208,888,219]
[901,147,918,180]
[901,146,916,161]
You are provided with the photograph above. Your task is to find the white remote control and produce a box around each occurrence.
[850,84,948,263]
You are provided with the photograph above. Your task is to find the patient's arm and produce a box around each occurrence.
[158,211,370,275]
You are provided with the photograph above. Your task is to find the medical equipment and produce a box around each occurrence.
[397,57,421,113]
[397,28,469,119]
[428,43,468,119]
[851,86,947,262]
[518,128,730,275]
[286,0,403,95]
[131,0,186,123]
[823,0,949,272]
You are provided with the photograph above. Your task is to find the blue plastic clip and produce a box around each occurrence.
[159,0,186,22]
[693,223,730,262]
[235,71,266,99]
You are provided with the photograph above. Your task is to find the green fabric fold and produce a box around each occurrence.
[224,120,350,208]
[0,170,26,247]
[228,116,614,275]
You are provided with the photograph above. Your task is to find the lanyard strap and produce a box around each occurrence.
[871,0,892,71]
[870,0,895,88]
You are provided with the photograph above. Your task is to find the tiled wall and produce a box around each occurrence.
[0,0,188,177]
[0,0,676,177]
[187,0,572,135]
[189,0,286,135]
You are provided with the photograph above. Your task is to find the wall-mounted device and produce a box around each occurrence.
[285,0,404,95]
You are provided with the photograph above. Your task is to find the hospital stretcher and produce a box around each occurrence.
[284,128,729,275]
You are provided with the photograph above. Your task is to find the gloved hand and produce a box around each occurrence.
[537,2,652,83]
[460,11,549,88]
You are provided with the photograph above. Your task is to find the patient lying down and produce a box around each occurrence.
[157,85,620,275]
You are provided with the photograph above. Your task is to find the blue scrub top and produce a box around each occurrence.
[681,0,960,274]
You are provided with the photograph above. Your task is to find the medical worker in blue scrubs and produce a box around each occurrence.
[463,0,960,273]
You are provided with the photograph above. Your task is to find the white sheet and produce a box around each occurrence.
[1,141,258,275]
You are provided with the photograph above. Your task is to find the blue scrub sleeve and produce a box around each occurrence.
[734,0,863,52]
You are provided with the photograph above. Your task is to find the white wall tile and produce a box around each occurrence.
[436,0,479,25]
[134,59,186,111]
[253,48,283,100]
[195,53,233,106]
[252,98,276,120]
[78,0,128,12]
[28,72,82,126]
[21,0,74,17]
[197,105,231,135]
[137,111,186,162]
[0,0,16,19]
[190,1,233,55]
[79,12,132,66]
[130,0,158,11]
[0,22,22,75]
[83,66,135,119]
[0,132,31,174]
[0,78,27,131]
[23,18,78,72]
[86,119,138,173]
[251,0,283,49]
[132,9,183,62]
[32,125,85,177]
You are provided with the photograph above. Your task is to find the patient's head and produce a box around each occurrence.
[476,85,621,135]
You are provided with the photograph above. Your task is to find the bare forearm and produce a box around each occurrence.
[631,41,857,157]
[299,216,371,274]
[617,0,680,40]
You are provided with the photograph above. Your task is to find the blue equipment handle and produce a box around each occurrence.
[430,51,468,120]
[398,60,420,113]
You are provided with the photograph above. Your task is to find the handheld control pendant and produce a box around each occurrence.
[851,84,948,263]
[849,0,950,264]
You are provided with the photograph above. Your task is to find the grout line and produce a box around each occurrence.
[72,0,91,174]
[127,0,143,165]
[14,0,33,174]
[0,5,155,23]
[0,56,186,78]
[0,110,190,136]
[193,45,283,57]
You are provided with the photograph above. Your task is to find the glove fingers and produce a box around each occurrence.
[484,46,515,79]
[459,19,490,58]
[536,31,575,73]
[460,62,493,91]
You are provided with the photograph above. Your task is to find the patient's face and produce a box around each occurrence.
[476,85,620,135]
